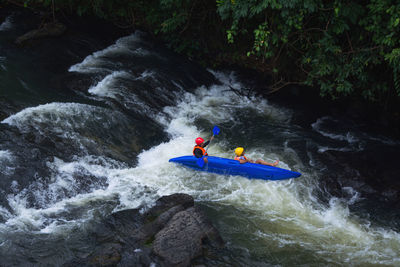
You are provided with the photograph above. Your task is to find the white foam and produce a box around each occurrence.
[1,154,156,233]
[87,70,158,116]
[0,150,15,176]
[157,81,290,138]
[135,70,156,81]
[1,102,133,154]
[68,32,150,73]
[342,187,361,205]
[1,72,399,265]
[312,117,359,143]
[0,71,293,231]
[317,146,353,153]
[88,71,132,98]
[2,102,123,133]
[0,150,13,161]
[0,16,13,31]
[117,72,400,264]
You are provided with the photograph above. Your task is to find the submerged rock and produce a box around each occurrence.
[63,193,223,267]
[15,21,66,45]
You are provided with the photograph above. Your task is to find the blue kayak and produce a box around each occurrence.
[169,156,301,181]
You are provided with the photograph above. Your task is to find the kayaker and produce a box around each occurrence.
[193,136,214,162]
[234,147,279,167]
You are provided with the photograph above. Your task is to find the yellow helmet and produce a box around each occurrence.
[235,147,244,156]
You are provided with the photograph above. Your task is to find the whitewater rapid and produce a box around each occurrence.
[1,31,399,265]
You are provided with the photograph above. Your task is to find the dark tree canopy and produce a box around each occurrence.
[4,0,400,104]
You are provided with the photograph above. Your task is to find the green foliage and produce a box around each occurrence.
[7,0,400,104]
[217,0,400,101]
[386,48,400,96]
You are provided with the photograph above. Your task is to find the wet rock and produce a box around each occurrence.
[153,207,223,266]
[134,204,187,243]
[63,193,223,266]
[147,193,195,218]
[63,243,123,267]
[15,21,67,45]
[88,243,123,266]
[0,97,20,121]
[119,248,154,266]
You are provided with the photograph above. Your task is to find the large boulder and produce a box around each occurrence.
[153,207,223,266]
[63,193,223,267]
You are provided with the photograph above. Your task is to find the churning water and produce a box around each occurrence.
[1,18,400,266]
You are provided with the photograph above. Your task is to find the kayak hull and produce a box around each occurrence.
[169,156,301,181]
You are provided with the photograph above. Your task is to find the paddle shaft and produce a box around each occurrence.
[205,135,214,154]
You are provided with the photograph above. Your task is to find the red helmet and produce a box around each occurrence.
[195,137,204,145]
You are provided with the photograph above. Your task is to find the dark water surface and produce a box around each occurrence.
[1,10,400,266]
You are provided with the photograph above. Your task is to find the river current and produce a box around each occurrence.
[1,13,400,266]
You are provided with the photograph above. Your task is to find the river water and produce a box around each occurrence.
[1,12,400,266]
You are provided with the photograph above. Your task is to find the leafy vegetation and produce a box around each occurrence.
[217,0,400,102]
[3,0,400,105]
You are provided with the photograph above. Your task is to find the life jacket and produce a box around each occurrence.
[234,155,247,161]
[193,145,208,157]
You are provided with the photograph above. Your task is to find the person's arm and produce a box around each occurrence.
[238,157,253,164]
[203,136,214,148]
[238,158,247,164]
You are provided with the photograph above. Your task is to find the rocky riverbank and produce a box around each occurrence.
[64,193,224,266]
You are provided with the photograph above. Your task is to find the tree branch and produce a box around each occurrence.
[346,31,353,53]
[268,78,304,94]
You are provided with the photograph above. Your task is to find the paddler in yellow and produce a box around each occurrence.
[234,147,279,167]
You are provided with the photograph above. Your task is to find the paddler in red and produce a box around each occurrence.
[193,136,214,163]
